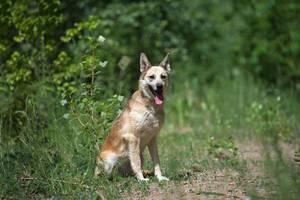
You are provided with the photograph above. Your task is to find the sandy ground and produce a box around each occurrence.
[121,139,298,200]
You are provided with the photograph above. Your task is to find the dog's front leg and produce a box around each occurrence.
[148,137,169,181]
[128,137,148,181]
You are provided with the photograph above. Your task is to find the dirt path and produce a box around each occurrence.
[122,139,298,200]
[144,170,247,200]
[123,168,250,200]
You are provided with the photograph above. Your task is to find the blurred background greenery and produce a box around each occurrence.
[0,0,300,199]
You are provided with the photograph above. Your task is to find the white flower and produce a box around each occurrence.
[277,96,281,102]
[63,113,70,119]
[97,35,105,43]
[117,95,124,102]
[99,61,108,67]
[60,99,67,106]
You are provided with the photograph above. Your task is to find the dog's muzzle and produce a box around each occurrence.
[149,84,164,105]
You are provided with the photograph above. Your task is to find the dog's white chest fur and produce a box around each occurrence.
[136,109,159,128]
[132,107,162,147]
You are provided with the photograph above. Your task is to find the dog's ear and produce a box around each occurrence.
[160,53,170,73]
[140,53,151,73]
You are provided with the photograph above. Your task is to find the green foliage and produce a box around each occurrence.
[246,95,294,140]
[59,34,124,142]
[233,0,300,87]
[207,136,239,166]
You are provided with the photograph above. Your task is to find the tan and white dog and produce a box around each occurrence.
[95,53,171,181]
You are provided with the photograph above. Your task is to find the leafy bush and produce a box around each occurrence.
[233,0,300,88]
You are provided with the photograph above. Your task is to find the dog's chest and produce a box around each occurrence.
[133,107,163,135]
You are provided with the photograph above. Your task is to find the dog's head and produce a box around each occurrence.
[139,53,171,105]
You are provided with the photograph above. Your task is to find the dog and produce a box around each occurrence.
[95,53,171,181]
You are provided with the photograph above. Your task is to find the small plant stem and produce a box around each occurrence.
[90,49,95,123]
[71,104,86,128]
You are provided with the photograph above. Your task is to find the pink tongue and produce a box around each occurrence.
[154,95,164,105]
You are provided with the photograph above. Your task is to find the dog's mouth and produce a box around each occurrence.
[149,85,164,105]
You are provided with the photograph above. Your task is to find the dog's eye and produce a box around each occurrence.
[161,74,167,79]
[149,75,155,80]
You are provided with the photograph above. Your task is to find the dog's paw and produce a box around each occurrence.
[138,177,149,182]
[157,175,169,182]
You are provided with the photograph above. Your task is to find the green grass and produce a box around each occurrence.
[1,67,300,199]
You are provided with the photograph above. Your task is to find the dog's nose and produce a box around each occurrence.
[156,83,163,91]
